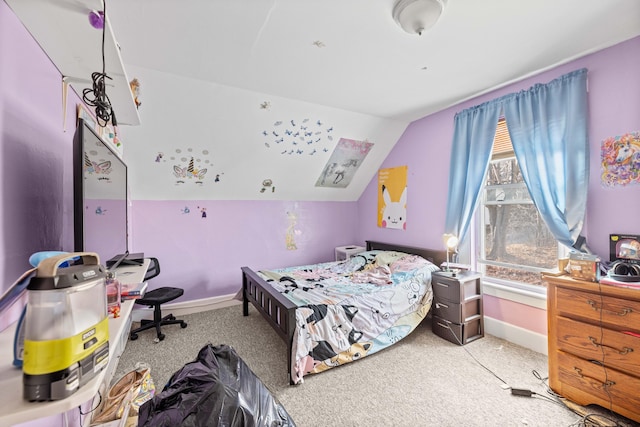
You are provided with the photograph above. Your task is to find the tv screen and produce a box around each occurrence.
[73,118,128,265]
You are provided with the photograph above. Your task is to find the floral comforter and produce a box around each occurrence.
[258,250,439,384]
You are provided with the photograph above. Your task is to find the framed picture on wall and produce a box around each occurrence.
[601,131,640,187]
[377,165,408,230]
[315,138,374,188]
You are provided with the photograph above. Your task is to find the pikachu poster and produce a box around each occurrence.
[377,166,408,230]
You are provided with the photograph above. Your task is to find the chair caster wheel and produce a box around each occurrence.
[154,333,165,343]
[130,334,138,341]
[181,322,188,329]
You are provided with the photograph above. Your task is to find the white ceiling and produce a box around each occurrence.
[10,0,636,201]
[107,0,640,122]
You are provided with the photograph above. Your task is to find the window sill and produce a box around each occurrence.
[482,279,547,310]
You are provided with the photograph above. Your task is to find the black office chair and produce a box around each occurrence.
[129,257,187,342]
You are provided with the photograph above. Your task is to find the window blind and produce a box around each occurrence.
[492,118,514,160]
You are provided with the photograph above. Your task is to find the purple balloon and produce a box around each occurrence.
[88,10,104,29]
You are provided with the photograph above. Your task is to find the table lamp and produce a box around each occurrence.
[443,233,459,273]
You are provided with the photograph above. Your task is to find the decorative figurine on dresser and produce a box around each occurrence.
[431,270,483,345]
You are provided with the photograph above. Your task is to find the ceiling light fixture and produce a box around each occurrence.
[393,0,446,36]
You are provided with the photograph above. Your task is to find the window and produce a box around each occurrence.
[477,119,562,288]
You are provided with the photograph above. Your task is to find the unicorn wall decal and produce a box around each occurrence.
[173,157,207,184]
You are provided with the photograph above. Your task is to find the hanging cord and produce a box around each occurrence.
[78,389,103,425]
[82,0,115,127]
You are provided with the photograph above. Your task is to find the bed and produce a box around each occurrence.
[241,240,447,384]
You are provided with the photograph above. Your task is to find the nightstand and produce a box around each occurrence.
[335,245,366,261]
[431,270,483,345]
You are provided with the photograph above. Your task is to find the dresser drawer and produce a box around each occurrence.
[432,296,481,323]
[555,287,640,331]
[557,351,640,421]
[556,316,640,376]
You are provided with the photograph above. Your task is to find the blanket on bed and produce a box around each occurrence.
[258,250,439,384]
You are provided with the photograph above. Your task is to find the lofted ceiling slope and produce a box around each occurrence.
[108,0,640,121]
[98,0,640,201]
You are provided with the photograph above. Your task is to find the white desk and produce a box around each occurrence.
[0,259,149,426]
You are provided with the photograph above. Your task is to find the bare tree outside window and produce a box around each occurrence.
[478,121,559,287]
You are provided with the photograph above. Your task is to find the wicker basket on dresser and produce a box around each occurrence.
[544,275,640,423]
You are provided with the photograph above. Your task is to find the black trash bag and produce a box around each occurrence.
[137,344,296,427]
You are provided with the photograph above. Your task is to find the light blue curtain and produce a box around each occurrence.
[444,100,502,242]
[503,68,589,249]
[444,68,589,249]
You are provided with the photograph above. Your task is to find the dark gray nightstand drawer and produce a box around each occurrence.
[432,315,483,345]
[432,296,481,323]
[431,271,481,302]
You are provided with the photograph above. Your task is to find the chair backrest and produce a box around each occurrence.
[144,257,161,281]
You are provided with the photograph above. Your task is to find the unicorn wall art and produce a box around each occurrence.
[601,132,640,187]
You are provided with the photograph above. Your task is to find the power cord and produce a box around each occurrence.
[78,389,103,425]
[596,281,615,413]
[450,338,560,406]
[443,324,507,386]
[439,321,635,426]
[82,72,114,126]
[81,0,116,128]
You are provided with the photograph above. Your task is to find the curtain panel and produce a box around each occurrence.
[443,100,501,244]
[444,68,589,249]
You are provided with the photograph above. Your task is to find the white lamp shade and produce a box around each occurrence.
[443,233,459,250]
[393,0,446,35]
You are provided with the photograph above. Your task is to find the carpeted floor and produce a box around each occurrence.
[113,304,638,427]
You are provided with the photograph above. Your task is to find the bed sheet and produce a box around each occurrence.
[258,250,439,384]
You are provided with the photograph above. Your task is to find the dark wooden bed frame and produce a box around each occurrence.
[241,240,448,384]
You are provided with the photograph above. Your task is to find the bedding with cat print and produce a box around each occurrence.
[257,250,440,384]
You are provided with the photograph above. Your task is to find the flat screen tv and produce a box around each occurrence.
[73,118,128,266]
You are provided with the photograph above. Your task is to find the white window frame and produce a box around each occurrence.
[473,154,570,297]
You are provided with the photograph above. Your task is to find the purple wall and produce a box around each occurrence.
[357,36,640,332]
[356,112,452,249]
[358,36,640,260]
[0,1,80,331]
[0,1,83,425]
[130,200,358,299]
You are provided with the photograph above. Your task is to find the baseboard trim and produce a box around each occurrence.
[484,316,548,355]
[131,293,240,322]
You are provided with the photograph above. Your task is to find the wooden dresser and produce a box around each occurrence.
[545,275,640,423]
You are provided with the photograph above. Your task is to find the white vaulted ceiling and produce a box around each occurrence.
[90,1,640,200]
